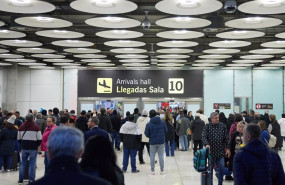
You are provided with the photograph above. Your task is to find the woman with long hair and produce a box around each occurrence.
[229,114,243,140]
[164,110,175,157]
[268,114,282,152]
[258,120,269,146]
[80,136,124,185]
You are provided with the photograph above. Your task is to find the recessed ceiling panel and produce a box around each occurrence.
[5,58,36,63]
[70,0,137,14]
[157,41,198,48]
[195,59,224,63]
[119,59,149,63]
[199,55,232,59]
[32,54,65,59]
[104,40,145,47]
[155,0,223,15]
[64,48,101,54]
[261,41,285,48]
[0,54,24,58]
[238,0,285,15]
[0,30,26,38]
[249,49,285,54]
[209,40,251,48]
[73,54,107,59]
[240,55,274,59]
[86,17,140,28]
[157,48,193,54]
[115,54,148,59]
[225,17,282,29]
[157,59,187,63]
[82,59,111,63]
[110,48,146,54]
[0,40,42,47]
[96,30,143,39]
[17,48,55,53]
[233,60,263,63]
[157,54,190,59]
[36,30,84,38]
[157,30,204,39]
[52,40,94,47]
[216,30,264,39]
[43,59,73,63]
[203,48,240,54]
[15,17,72,28]
[276,32,285,39]
[0,0,55,13]
[156,17,211,28]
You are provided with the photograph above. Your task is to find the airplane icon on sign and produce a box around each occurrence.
[97,78,112,93]
[99,80,111,89]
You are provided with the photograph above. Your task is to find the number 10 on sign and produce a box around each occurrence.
[168,78,184,94]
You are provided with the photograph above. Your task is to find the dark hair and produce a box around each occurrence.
[246,123,261,140]
[149,109,157,118]
[3,110,8,116]
[60,114,70,124]
[126,111,130,117]
[81,110,86,116]
[15,111,20,115]
[128,114,135,122]
[7,112,12,117]
[70,110,75,114]
[64,109,68,112]
[215,109,220,114]
[235,114,243,122]
[134,108,139,114]
[48,109,52,113]
[228,114,235,122]
[47,116,56,123]
[219,112,227,123]
[100,108,106,115]
[25,114,34,122]
[258,120,267,131]
[198,108,204,114]
[53,107,59,115]
[80,136,122,185]
[41,109,47,116]
[282,114,285,118]
[5,122,17,130]
[183,109,187,115]
[250,109,255,116]
[28,109,32,114]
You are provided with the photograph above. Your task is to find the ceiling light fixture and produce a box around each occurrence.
[232,31,247,35]
[53,30,68,34]
[105,17,122,23]
[66,40,79,43]
[93,0,114,7]
[142,11,151,30]
[245,17,262,24]
[113,30,127,35]
[14,40,27,44]
[261,0,282,7]
[0,30,9,34]
[175,17,192,23]
[171,40,184,44]
[224,0,237,13]
[36,17,54,23]
[11,0,31,6]
[173,30,187,34]
[179,0,198,8]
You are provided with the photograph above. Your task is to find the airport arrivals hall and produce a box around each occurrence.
[0,0,285,185]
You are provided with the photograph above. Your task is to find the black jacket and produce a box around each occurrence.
[270,122,282,148]
[0,127,17,155]
[76,116,88,133]
[119,121,142,149]
[190,118,205,140]
[98,115,112,133]
[110,114,121,132]
[30,156,111,185]
[165,120,175,141]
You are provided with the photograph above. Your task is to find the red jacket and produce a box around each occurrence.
[41,124,57,152]
[229,121,239,140]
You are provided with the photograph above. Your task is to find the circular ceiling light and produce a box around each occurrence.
[0,63,12,66]
[17,48,55,53]
[0,49,9,53]
[0,53,24,58]
[249,48,285,54]
[216,30,265,39]
[238,0,285,15]
[157,40,198,47]
[86,17,140,28]
[115,54,148,59]
[192,63,220,67]
[52,63,81,66]
[0,30,26,38]
[64,48,101,54]
[203,48,240,54]
[73,54,107,59]
[225,17,282,29]
[270,60,285,63]
[157,63,184,67]
[104,40,145,47]
[52,40,94,47]
[209,40,251,48]
[36,30,84,39]
[15,17,72,28]
[276,32,285,39]
[43,59,73,63]
[261,40,285,48]
[227,64,254,67]
[262,63,285,67]
[157,48,193,54]
[240,55,274,59]
[232,60,263,63]
[31,54,65,58]
[61,66,87,69]
[0,40,42,47]
[199,55,232,59]
[123,63,150,67]
[119,59,149,63]
[190,67,215,70]
[157,59,187,63]
[156,17,211,28]
[18,62,46,66]
[254,67,280,70]
[157,30,204,39]
[110,48,147,54]
[70,0,137,14]
[222,67,248,70]
[96,30,143,39]
[195,59,224,63]
[155,0,223,15]
[88,63,115,66]
[0,0,55,13]
[157,54,190,59]
[29,66,56,70]
[5,58,35,62]
[82,59,111,63]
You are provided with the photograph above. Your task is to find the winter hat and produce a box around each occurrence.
[7,115,16,124]
[142,109,148,116]
[195,113,200,117]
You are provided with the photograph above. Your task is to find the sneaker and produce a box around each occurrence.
[6,170,10,172]
[132,170,140,173]
[225,175,234,181]
[140,161,145,164]
[122,168,126,173]
[160,171,165,175]
[18,180,23,185]
[150,171,155,175]
[38,152,42,155]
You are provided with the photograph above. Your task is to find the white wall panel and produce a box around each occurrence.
[63,69,78,113]
[31,101,61,112]
[16,83,31,101]
[31,70,61,85]
[16,101,31,116]
[31,84,61,102]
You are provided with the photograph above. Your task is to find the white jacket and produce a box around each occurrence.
[278,118,285,136]
[199,114,209,124]
[136,116,150,143]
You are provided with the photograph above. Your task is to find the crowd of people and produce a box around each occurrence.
[0,107,284,185]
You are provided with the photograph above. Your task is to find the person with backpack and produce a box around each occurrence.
[190,113,205,155]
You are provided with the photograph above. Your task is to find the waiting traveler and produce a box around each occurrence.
[133,108,140,123]
[110,110,121,151]
[190,113,205,155]
[234,123,285,185]
[84,116,109,142]
[98,108,112,134]
[258,120,269,146]
[30,127,110,185]
[278,113,285,147]
[229,114,243,140]
[164,110,175,157]
[176,110,191,151]
[52,108,60,126]
[268,114,282,152]
[76,110,88,132]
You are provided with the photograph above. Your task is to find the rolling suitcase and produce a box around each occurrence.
[10,152,18,171]
[193,147,212,185]
[201,148,212,185]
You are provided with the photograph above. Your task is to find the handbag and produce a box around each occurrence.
[265,134,277,148]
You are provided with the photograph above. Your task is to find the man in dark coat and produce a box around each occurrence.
[110,110,121,150]
[98,108,112,134]
[30,127,110,185]
[76,110,88,133]
[190,113,205,155]
[84,116,109,142]
[234,123,285,185]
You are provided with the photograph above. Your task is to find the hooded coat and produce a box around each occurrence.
[119,121,142,149]
[145,116,168,145]
[136,116,150,143]
[234,139,285,185]
[0,127,17,155]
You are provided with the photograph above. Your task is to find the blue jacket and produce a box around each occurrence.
[260,130,269,146]
[234,139,285,185]
[0,127,17,155]
[84,127,109,143]
[145,116,168,145]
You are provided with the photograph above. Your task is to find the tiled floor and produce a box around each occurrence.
[1,148,285,185]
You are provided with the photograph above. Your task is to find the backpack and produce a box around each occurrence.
[193,148,211,172]
[266,134,277,148]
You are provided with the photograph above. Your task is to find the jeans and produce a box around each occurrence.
[19,150,38,182]
[150,144,164,172]
[0,154,12,170]
[211,157,225,185]
[44,152,49,175]
[179,135,188,150]
[165,140,175,156]
[122,147,137,172]
[193,140,203,154]
[138,142,150,163]
[111,132,120,150]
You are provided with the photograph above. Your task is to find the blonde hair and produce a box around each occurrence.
[237,121,246,129]
[164,110,173,123]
